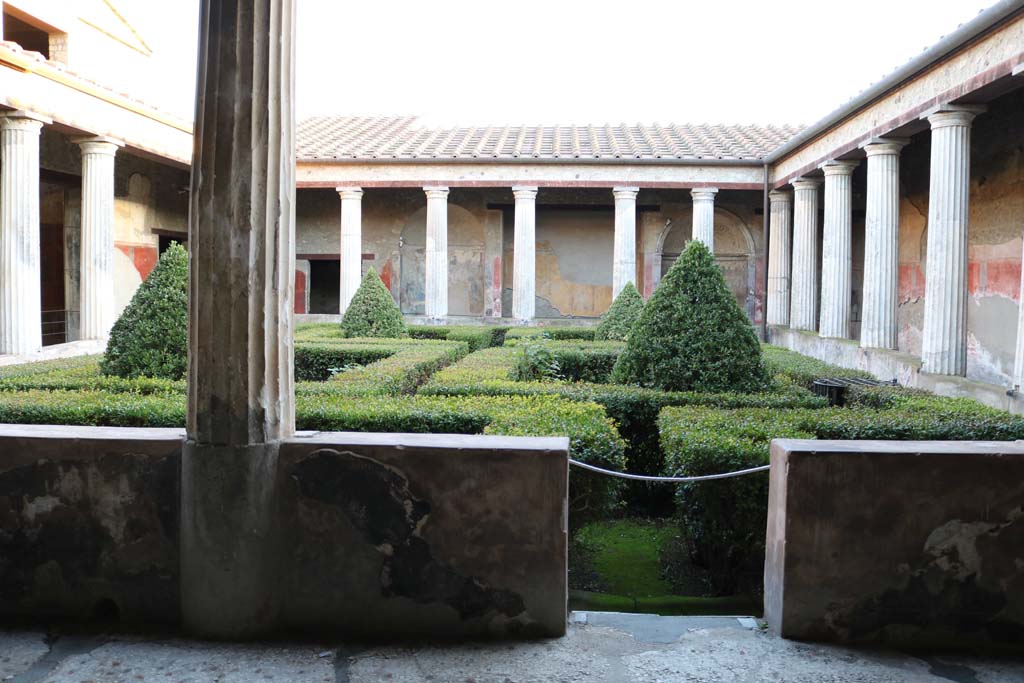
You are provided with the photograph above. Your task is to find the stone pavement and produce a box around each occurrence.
[2,614,1023,683]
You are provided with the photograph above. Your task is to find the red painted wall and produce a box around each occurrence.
[294,270,307,314]
[116,243,159,280]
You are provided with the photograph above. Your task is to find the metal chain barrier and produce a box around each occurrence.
[569,459,770,483]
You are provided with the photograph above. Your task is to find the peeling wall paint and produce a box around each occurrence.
[893,87,1024,385]
[38,129,189,327]
[640,191,764,322]
[293,187,767,321]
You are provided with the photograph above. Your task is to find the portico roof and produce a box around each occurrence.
[297,116,800,163]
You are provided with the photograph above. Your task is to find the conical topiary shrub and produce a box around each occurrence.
[340,267,407,338]
[611,240,769,393]
[101,242,188,379]
[594,282,644,341]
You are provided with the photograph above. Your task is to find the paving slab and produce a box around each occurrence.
[0,630,48,680]
[575,610,753,643]
[33,637,335,683]
[0,617,1022,683]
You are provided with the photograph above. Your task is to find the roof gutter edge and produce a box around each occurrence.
[294,156,765,167]
[763,0,1024,165]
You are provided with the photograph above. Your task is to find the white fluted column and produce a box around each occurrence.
[337,187,363,314]
[818,160,858,339]
[766,190,793,326]
[789,178,821,331]
[690,188,718,252]
[860,139,906,349]
[612,187,638,298]
[424,186,449,319]
[512,186,537,321]
[1015,237,1024,391]
[920,106,984,375]
[0,111,50,355]
[76,137,122,340]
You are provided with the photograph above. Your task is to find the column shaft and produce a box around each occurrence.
[424,187,449,319]
[766,190,792,326]
[1015,236,1024,390]
[337,187,363,314]
[789,179,821,331]
[819,161,858,339]
[612,187,638,298]
[182,0,296,638]
[690,188,718,252]
[860,140,906,349]
[0,112,48,355]
[920,107,982,375]
[512,186,537,321]
[77,138,122,340]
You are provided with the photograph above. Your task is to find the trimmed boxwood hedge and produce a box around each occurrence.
[612,241,770,393]
[504,327,596,344]
[511,340,625,383]
[422,343,825,514]
[309,340,469,396]
[339,268,408,338]
[594,282,643,341]
[409,325,509,351]
[762,344,876,390]
[101,243,189,380]
[660,393,1024,595]
[294,343,396,381]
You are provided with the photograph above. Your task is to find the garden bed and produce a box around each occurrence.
[3,324,1024,603]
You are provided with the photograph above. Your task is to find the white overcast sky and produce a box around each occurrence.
[143,0,996,127]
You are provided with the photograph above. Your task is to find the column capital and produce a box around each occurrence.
[612,186,639,200]
[768,189,793,203]
[74,136,124,156]
[512,186,538,199]
[820,160,859,176]
[861,137,909,156]
[922,104,986,129]
[423,186,449,199]
[0,111,51,134]
[336,186,363,200]
[690,187,719,201]
[0,110,52,129]
[791,177,821,191]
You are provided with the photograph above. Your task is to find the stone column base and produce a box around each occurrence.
[181,440,281,638]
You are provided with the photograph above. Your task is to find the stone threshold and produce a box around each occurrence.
[0,339,106,367]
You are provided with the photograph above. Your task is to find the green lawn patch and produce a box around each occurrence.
[568,590,761,617]
[576,519,675,597]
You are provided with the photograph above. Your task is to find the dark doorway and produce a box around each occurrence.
[40,223,66,346]
[158,232,188,254]
[308,259,340,314]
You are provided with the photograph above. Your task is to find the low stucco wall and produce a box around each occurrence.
[765,439,1024,649]
[768,326,1024,415]
[278,432,568,637]
[0,425,568,637]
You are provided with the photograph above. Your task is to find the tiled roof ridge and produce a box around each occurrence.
[297,115,803,162]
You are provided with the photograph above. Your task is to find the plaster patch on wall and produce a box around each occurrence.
[836,506,1024,643]
[0,454,179,618]
[293,449,527,622]
[967,295,1018,385]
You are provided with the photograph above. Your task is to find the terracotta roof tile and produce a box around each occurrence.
[297,116,801,162]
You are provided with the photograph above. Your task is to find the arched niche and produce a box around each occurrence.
[398,203,485,315]
[656,207,758,320]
